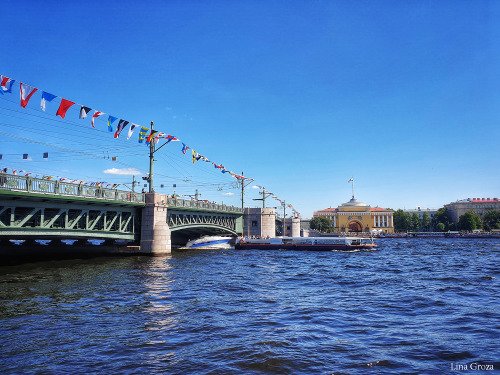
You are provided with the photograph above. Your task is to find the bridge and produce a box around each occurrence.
[0,173,243,254]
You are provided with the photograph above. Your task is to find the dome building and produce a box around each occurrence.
[315,196,394,233]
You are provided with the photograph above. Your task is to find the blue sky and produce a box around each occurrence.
[1,0,499,218]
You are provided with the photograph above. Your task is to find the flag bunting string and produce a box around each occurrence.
[1,73,253,182]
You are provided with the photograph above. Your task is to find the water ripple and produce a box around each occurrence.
[0,239,499,374]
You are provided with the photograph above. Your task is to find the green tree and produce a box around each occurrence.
[436,222,445,232]
[411,212,421,232]
[432,207,453,231]
[483,211,500,231]
[310,216,333,233]
[393,209,412,232]
[421,212,431,232]
[458,211,483,231]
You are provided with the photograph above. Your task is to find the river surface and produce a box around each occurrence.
[1,238,499,374]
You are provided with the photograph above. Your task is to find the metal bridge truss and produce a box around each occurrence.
[168,210,239,234]
[0,201,138,241]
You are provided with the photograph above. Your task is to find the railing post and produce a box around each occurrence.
[27,177,32,192]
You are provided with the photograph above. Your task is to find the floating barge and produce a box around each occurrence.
[235,236,377,251]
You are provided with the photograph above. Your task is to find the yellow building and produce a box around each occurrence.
[315,196,394,233]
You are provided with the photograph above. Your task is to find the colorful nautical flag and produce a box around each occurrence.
[127,123,139,140]
[1,76,15,94]
[114,119,129,138]
[192,150,202,164]
[107,116,117,132]
[91,110,104,128]
[138,126,149,143]
[20,83,38,108]
[56,98,75,119]
[154,132,167,144]
[163,134,180,144]
[79,106,92,119]
[40,92,56,111]
[146,130,158,145]
[181,143,190,154]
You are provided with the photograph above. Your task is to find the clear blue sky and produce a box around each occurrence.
[1,0,499,218]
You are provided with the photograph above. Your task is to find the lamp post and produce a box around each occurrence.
[282,200,286,237]
[148,121,155,193]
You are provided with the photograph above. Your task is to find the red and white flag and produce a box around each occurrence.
[20,83,38,108]
[91,110,105,128]
[1,76,15,93]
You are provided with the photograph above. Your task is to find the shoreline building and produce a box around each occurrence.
[315,196,394,233]
[445,198,500,223]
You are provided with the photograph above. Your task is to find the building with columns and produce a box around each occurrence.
[314,196,394,233]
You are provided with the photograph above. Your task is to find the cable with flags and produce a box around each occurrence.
[1,73,254,182]
[254,185,300,217]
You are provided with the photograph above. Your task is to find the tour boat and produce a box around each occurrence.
[234,236,377,251]
[185,236,233,249]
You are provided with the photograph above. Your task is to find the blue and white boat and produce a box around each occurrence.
[185,236,233,249]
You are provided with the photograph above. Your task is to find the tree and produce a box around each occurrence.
[432,207,453,231]
[483,211,500,231]
[411,212,421,232]
[310,216,333,233]
[436,222,445,232]
[393,209,412,232]
[458,211,483,231]
[421,212,431,232]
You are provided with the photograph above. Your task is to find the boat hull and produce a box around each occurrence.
[234,243,377,251]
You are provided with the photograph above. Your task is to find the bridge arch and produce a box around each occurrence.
[170,224,237,246]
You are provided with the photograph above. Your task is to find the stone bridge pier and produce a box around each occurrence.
[284,217,301,237]
[243,207,276,238]
[140,193,171,254]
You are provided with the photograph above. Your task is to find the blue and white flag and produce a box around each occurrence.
[40,92,57,111]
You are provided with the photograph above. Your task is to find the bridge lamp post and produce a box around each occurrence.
[252,187,271,208]
[282,200,286,237]
[147,121,176,194]
[239,172,253,212]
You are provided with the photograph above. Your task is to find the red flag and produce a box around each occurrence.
[56,98,75,119]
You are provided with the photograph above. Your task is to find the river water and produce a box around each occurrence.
[1,238,499,374]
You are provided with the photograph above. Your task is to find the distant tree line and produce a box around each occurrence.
[310,216,334,233]
[393,208,500,232]
[311,210,500,233]
[392,210,431,232]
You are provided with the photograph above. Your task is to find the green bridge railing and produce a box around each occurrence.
[0,173,144,203]
[167,197,242,213]
[0,173,243,213]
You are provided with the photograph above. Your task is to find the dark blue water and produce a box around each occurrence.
[1,238,499,374]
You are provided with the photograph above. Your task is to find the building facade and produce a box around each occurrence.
[444,198,500,223]
[315,197,394,233]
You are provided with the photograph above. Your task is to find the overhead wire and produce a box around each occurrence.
[0,89,245,197]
